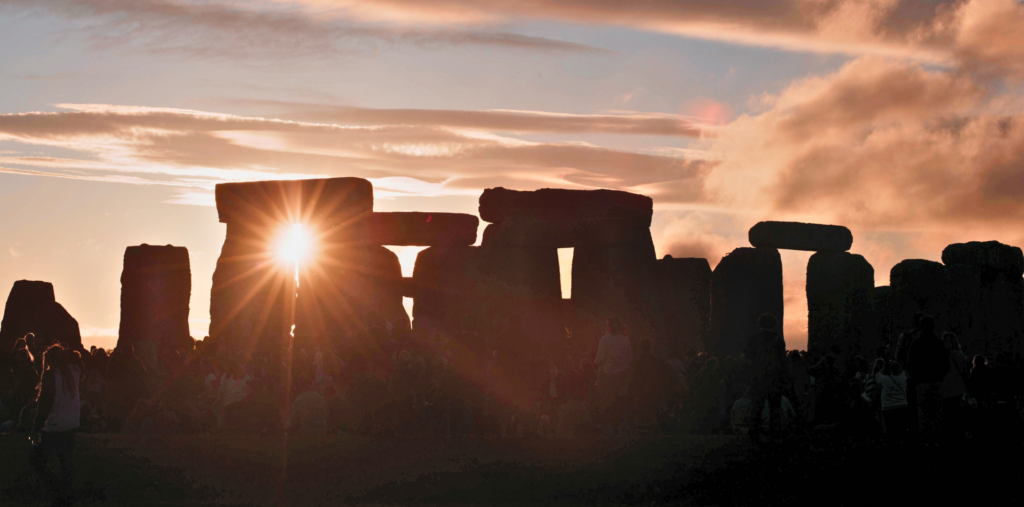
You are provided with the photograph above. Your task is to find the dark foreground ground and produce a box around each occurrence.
[2,430,1022,506]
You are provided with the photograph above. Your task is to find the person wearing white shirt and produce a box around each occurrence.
[594,316,633,434]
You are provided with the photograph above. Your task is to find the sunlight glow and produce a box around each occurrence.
[275,223,313,286]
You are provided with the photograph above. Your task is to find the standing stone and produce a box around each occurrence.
[748,221,853,252]
[295,245,409,351]
[479,187,654,226]
[806,252,874,354]
[117,245,192,373]
[210,178,373,360]
[709,248,784,358]
[0,280,82,355]
[411,246,483,338]
[571,231,659,348]
[655,256,711,358]
[889,259,951,340]
[867,286,892,355]
[942,241,1024,355]
[478,245,563,344]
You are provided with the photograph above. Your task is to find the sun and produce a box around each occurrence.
[275,223,313,267]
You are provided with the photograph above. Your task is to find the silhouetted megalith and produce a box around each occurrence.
[866,286,891,354]
[209,222,291,360]
[0,280,82,355]
[806,251,874,353]
[477,245,563,343]
[481,219,649,248]
[889,259,951,338]
[571,231,659,346]
[709,248,784,358]
[411,246,483,337]
[479,187,653,226]
[941,241,1024,355]
[296,245,409,350]
[363,212,478,246]
[748,221,852,252]
[117,244,192,372]
[654,256,711,357]
[211,178,373,359]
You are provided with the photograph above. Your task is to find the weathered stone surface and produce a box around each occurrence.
[862,286,892,355]
[477,245,564,343]
[363,212,478,246]
[209,222,291,360]
[210,177,373,360]
[806,252,874,354]
[479,187,653,226]
[942,241,1024,277]
[481,219,649,248]
[117,245,192,372]
[654,256,711,358]
[889,259,951,339]
[709,248,784,358]
[571,231,659,347]
[748,221,852,252]
[942,241,1024,355]
[411,246,483,337]
[216,178,373,225]
[0,280,82,355]
[296,245,409,350]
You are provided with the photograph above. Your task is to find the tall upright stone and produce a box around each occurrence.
[571,231,659,348]
[210,178,373,360]
[655,256,711,357]
[295,244,408,352]
[411,246,483,338]
[117,244,192,372]
[709,248,784,358]
[806,251,874,354]
[0,280,82,355]
[478,244,563,344]
[941,241,1024,355]
[889,259,951,339]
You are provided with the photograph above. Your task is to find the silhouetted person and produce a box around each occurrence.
[105,344,149,431]
[594,316,632,435]
[745,314,786,434]
[939,332,967,443]
[906,315,949,446]
[895,312,924,437]
[879,360,908,442]
[628,339,673,429]
[30,344,81,506]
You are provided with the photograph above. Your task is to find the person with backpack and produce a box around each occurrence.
[906,315,950,447]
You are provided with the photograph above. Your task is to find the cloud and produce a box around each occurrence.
[2,0,605,61]
[236,100,710,137]
[0,103,713,204]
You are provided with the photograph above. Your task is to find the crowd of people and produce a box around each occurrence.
[4,311,1024,444]
[4,309,1024,503]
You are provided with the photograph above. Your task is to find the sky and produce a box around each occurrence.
[2,0,1024,351]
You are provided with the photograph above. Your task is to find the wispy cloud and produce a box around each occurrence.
[0,104,713,205]
[2,0,606,61]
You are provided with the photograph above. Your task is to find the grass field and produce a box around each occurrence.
[3,430,1022,506]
